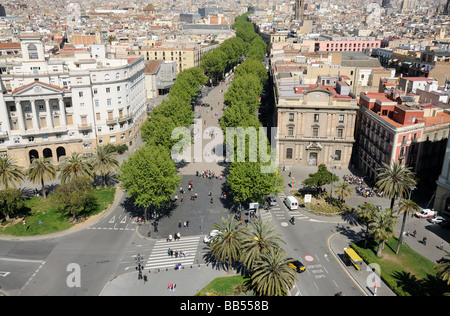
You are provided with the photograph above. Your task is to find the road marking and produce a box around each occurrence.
[0,272,11,277]
[109,216,115,224]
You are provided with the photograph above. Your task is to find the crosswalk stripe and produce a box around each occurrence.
[145,236,202,270]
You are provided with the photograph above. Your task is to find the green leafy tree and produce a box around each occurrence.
[376,162,417,210]
[241,220,285,271]
[250,247,296,296]
[209,215,245,271]
[227,161,283,205]
[91,145,120,187]
[0,156,25,189]
[59,152,94,184]
[369,208,398,257]
[395,199,420,254]
[55,176,98,221]
[234,59,268,85]
[27,157,56,199]
[117,145,180,222]
[0,188,25,221]
[200,49,227,83]
[302,164,339,193]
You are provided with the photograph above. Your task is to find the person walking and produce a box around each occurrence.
[168,283,172,291]
[173,283,176,292]
[143,274,148,284]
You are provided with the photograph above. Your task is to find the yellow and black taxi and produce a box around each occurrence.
[288,259,306,273]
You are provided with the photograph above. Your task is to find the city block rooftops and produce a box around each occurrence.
[277,82,354,100]
[359,92,450,128]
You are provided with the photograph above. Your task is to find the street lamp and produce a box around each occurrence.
[135,253,143,280]
[330,154,339,199]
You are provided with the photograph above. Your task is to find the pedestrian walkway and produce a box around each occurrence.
[145,236,203,272]
[100,264,230,296]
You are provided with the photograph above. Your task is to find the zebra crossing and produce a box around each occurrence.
[145,235,203,271]
[259,191,311,224]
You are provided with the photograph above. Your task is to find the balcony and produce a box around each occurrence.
[117,114,131,123]
[106,118,117,125]
[78,123,92,130]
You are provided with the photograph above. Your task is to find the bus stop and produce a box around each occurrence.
[344,247,363,270]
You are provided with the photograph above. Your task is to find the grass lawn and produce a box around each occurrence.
[195,275,252,296]
[0,186,117,237]
[352,237,450,296]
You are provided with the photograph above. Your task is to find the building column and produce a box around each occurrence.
[30,100,39,129]
[45,99,53,128]
[15,100,25,131]
[59,98,67,126]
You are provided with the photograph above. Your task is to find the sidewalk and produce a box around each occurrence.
[99,264,230,296]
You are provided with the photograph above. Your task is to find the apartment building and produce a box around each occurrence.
[0,35,147,167]
[354,91,450,184]
[135,42,218,73]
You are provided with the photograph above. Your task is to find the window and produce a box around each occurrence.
[107,99,112,106]
[289,113,294,121]
[95,100,99,107]
[79,91,84,98]
[288,126,294,136]
[314,114,319,122]
[104,74,110,81]
[110,136,116,143]
[337,128,344,138]
[339,115,344,123]
[28,44,39,60]
[286,148,293,159]
[93,88,98,94]
[334,150,341,160]
[106,87,110,93]
[116,73,120,80]
[313,127,319,137]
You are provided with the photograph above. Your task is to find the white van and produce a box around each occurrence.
[203,229,219,244]
[284,196,299,210]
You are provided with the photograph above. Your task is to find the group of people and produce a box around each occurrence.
[167,248,187,258]
[355,186,383,198]
[343,175,365,185]
[167,232,181,242]
[196,170,222,180]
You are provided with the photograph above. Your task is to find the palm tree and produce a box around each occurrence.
[370,208,398,257]
[334,181,352,202]
[59,152,94,184]
[209,215,245,271]
[376,162,417,210]
[0,156,25,189]
[241,220,285,271]
[27,157,57,199]
[250,247,296,296]
[395,199,420,254]
[356,202,379,248]
[91,145,119,187]
[435,250,450,288]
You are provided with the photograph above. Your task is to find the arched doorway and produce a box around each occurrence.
[29,149,39,163]
[56,146,66,162]
[43,148,53,159]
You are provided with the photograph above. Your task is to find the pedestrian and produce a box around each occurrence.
[181,196,184,203]
[177,232,181,240]
[168,248,171,256]
[143,274,147,284]
[168,283,172,291]
[440,242,444,250]
[186,220,189,227]
[423,237,427,246]
[412,230,417,238]
[173,283,176,291]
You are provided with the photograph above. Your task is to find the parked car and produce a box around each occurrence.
[203,229,219,244]
[288,259,306,273]
[427,216,446,224]
[267,196,277,206]
[415,209,436,218]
